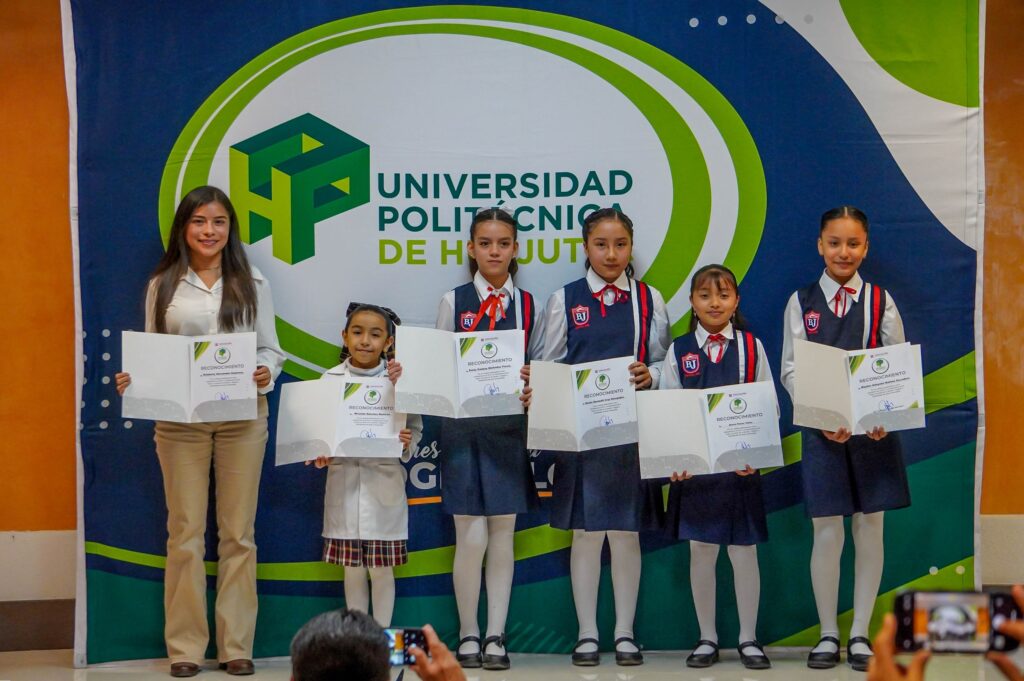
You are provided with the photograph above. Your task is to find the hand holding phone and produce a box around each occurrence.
[893,590,1022,654]
[386,627,426,666]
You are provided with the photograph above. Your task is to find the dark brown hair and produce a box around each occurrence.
[150,186,257,334]
[820,205,869,235]
[468,207,519,277]
[688,263,748,333]
[338,303,401,364]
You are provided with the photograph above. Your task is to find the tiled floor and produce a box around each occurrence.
[0,648,1020,681]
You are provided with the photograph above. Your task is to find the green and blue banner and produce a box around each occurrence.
[69,0,981,663]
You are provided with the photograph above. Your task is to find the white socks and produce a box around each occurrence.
[810,512,884,655]
[343,566,395,626]
[452,514,516,655]
[569,530,641,654]
[687,541,760,654]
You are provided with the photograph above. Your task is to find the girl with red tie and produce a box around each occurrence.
[435,208,542,671]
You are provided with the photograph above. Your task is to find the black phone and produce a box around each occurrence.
[894,590,1021,653]
[385,627,426,666]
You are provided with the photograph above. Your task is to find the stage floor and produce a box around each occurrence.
[1,648,1020,680]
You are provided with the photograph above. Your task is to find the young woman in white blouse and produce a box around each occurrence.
[115,186,285,678]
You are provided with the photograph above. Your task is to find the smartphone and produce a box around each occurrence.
[385,627,426,666]
[894,591,1021,653]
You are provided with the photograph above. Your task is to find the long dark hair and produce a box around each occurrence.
[338,303,402,364]
[468,208,519,277]
[687,263,748,333]
[582,207,635,278]
[151,186,257,334]
[820,205,869,235]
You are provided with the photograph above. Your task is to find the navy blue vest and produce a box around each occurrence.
[452,282,536,360]
[797,281,887,351]
[562,277,655,365]
[673,330,760,388]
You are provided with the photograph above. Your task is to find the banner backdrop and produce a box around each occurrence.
[70,0,982,663]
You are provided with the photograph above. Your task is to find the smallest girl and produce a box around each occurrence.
[309,302,422,627]
[660,265,774,670]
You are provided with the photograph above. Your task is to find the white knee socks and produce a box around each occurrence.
[809,513,885,655]
[689,540,720,654]
[727,544,760,643]
[850,512,884,655]
[810,516,844,653]
[344,566,395,626]
[452,514,517,655]
[608,531,641,653]
[570,530,605,653]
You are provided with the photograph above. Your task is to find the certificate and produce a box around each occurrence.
[527,356,637,452]
[637,381,783,478]
[122,331,257,423]
[395,326,525,418]
[793,339,925,434]
[276,377,405,466]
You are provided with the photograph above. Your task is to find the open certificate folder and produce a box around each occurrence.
[275,377,405,466]
[527,356,637,452]
[637,381,783,478]
[121,331,257,423]
[793,339,925,434]
[394,326,524,418]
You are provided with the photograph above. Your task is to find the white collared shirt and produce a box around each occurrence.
[660,322,774,390]
[144,266,285,394]
[540,268,671,388]
[319,359,423,541]
[436,272,545,359]
[780,270,905,399]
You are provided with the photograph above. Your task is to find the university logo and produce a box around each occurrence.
[364,389,381,405]
[571,305,590,327]
[229,113,370,264]
[682,352,701,376]
[804,311,821,334]
[460,312,478,330]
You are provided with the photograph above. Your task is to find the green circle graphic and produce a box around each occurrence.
[159,6,766,372]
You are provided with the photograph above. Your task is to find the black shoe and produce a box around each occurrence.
[685,639,719,668]
[738,640,771,670]
[807,635,841,669]
[614,637,644,666]
[848,636,873,672]
[481,634,510,671]
[571,638,600,666]
[455,635,482,669]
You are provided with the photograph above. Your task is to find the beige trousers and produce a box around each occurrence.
[154,396,268,664]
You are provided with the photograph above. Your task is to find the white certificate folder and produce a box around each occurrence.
[275,378,405,466]
[121,331,257,423]
[637,381,783,479]
[793,339,925,434]
[394,326,524,418]
[527,356,637,452]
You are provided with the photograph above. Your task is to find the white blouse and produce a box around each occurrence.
[144,266,285,394]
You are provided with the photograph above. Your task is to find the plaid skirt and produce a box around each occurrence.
[323,538,408,567]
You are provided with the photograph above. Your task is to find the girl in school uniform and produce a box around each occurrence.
[311,302,422,628]
[435,208,542,671]
[537,207,670,667]
[114,186,285,677]
[780,206,910,672]
[660,264,774,671]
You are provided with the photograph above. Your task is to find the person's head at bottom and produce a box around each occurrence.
[291,608,389,681]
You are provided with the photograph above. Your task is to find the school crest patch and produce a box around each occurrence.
[571,304,590,327]
[459,312,477,330]
[681,352,701,376]
[804,310,821,334]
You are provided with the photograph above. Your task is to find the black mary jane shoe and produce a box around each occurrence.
[847,636,873,672]
[685,639,720,668]
[481,634,511,671]
[614,637,644,666]
[738,640,771,670]
[807,635,841,669]
[571,637,601,667]
[455,635,482,669]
